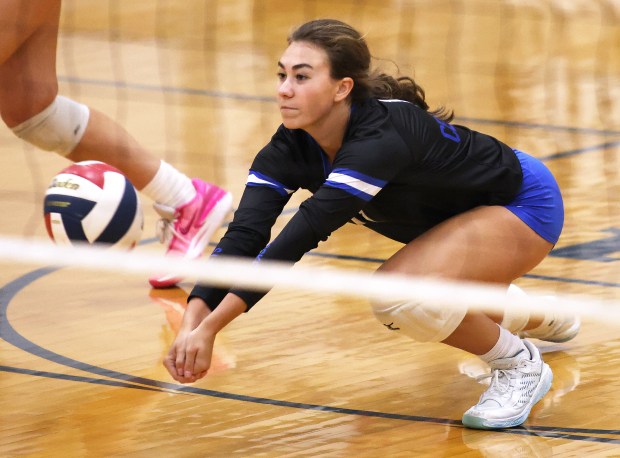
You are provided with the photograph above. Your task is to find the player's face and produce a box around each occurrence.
[276,41,344,131]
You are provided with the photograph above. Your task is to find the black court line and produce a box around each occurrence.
[2,266,620,444]
[539,140,620,161]
[59,75,275,103]
[0,365,168,393]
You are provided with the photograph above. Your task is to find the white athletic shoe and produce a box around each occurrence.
[519,314,581,343]
[462,340,553,430]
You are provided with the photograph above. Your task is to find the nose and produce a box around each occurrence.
[278,77,293,98]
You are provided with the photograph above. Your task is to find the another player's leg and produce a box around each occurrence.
[0,1,61,126]
[0,1,232,287]
[15,100,233,286]
[67,109,233,289]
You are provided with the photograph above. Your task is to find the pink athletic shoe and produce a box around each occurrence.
[149,178,232,288]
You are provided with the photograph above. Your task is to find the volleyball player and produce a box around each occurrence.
[164,19,579,429]
[0,0,232,288]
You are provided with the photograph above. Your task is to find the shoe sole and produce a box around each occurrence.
[461,363,553,430]
[148,273,184,289]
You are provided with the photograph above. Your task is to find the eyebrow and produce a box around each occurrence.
[277,61,314,71]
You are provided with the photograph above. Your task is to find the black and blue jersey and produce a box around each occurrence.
[190,98,523,310]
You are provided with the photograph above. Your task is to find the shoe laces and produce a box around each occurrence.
[155,216,188,245]
[477,369,512,395]
[154,203,184,245]
[476,357,528,397]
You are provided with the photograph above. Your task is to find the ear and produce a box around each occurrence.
[334,77,354,102]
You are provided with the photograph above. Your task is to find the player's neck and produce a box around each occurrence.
[305,103,351,162]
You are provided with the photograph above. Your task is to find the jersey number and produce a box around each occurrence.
[435,118,460,143]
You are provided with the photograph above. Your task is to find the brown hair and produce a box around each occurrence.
[288,19,453,122]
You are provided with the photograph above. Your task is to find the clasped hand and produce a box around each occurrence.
[164,325,216,384]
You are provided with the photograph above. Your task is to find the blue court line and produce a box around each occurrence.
[1,266,620,443]
[57,75,620,138]
[523,273,620,289]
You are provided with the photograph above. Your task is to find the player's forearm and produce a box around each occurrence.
[196,293,247,335]
[180,297,213,332]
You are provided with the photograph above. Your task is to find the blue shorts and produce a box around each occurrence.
[504,150,564,245]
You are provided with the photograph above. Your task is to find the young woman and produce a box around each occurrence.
[1,0,232,287]
[164,19,578,430]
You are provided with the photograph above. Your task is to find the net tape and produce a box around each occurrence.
[0,235,617,324]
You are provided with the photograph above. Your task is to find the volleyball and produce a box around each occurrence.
[43,161,143,250]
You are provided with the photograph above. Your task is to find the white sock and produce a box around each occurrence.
[480,324,528,364]
[141,160,196,209]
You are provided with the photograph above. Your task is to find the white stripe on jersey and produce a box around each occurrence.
[378,99,412,104]
[247,172,294,195]
[326,171,383,199]
[325,168,386,201]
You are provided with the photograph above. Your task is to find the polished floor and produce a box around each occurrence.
[1,0,620,456]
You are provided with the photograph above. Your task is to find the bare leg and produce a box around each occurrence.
[378,206,553,355]
[0,0,158,189]
[0,0,60,123]
[67,109,160,190]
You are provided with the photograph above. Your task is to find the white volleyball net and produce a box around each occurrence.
[0,236,619,325]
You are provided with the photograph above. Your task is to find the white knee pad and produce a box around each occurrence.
[371,299,468,343]
[500,284,531,333]
[11,95,90,156]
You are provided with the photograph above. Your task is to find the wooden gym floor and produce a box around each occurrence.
[1,1,619,456]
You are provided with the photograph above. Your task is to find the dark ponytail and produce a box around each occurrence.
[365,71,453,122]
